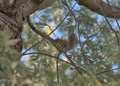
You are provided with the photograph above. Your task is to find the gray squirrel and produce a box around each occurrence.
[54,32,77,52]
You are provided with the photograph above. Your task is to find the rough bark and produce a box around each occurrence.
[0,0,54,52]
[76,0,120,18]
[0,5,23,51]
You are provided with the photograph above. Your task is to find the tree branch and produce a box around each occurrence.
[1,0,120,19]
[76,0,120,19]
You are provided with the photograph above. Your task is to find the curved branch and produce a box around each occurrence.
[2,0,120,19]
[27,16,60,51]
[19,0,120,19]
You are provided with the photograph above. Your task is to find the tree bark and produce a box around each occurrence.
[0,0,54,52]
[77,0,120,18]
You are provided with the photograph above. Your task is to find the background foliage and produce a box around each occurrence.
[0,0,120,86]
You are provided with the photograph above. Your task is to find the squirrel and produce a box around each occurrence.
[27,15,77,52]
[54,32,77,52]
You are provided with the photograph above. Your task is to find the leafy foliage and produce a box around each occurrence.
[0,0,120,86]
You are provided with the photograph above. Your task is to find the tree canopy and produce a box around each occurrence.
[0,0,120,86]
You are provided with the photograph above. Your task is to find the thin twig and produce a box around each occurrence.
[22,52,86,74]
[96,67,119,75]
[64,53,83,75]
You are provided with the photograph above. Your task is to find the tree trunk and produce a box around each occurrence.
[0,0,54,53]
[0,8,23,52]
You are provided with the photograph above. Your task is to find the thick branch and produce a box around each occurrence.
[77,0,120,19]
[1,0,120,19]
[23,0,120,19]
